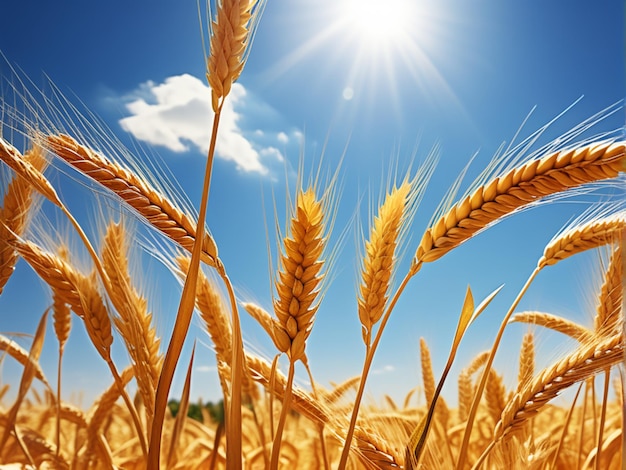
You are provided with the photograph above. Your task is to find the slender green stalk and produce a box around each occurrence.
[218,269,245,467]
[338,265,419,469]
[456,267,540,469]
[550,382,583,469]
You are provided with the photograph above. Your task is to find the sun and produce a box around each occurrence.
[338,0,417,50]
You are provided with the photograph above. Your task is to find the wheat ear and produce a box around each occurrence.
[416,141,625,264]
[517,332,535,392]
[102,221,163,430]
[10,237,147,455]
[509,311,593,343]
[270,187,326,469]
[0,335,49,387]
[358,181,412,346]
[539,211,625,268]
[45,134,220,268]
[0,144,47,293]
[51,245,71,458]
[273,187,326,363]
[594,246,622,335]
[472,333,624,469]
[206,0,264,112]
[83,366,133,468]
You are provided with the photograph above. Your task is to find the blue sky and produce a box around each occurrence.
[0,0,623,407]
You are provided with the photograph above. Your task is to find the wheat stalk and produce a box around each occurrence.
[416,141,625,265]
[46,134,220,269]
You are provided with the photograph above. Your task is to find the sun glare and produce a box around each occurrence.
[340,0,416,48]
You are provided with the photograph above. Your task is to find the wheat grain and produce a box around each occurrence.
[0,137,61,208]
[416,142,625,264]
[46,134,220,269]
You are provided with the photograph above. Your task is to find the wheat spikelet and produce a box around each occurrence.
[509,311,593,343]
[539,211,625,269]
[45,134,220,269]
[358,181,412,345]
[517,332,535,392]
[594,246,622,335]
[0,144,48,294]
[416,142,625,264]
[102,221,163,425]
[493,333,623,442]
[206,0,264,112]
[273,188,326,362]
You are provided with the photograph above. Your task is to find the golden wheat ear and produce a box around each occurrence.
[0,144,48,294]
[205,0,267,112]
[102,221,163,430]
[416,141,625,265]
[45,134,220,269]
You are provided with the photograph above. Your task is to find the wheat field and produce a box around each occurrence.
[0,1,624,469]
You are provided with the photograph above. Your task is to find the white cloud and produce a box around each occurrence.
[119,74,285,174]
[260,146,284,162]
[196,365,217,373]
[277,131,288,143]
[372,365,395,375]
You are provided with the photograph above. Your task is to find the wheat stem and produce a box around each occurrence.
[149,104,223,469]
[269,360,295,470]
[456,267,540,470]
